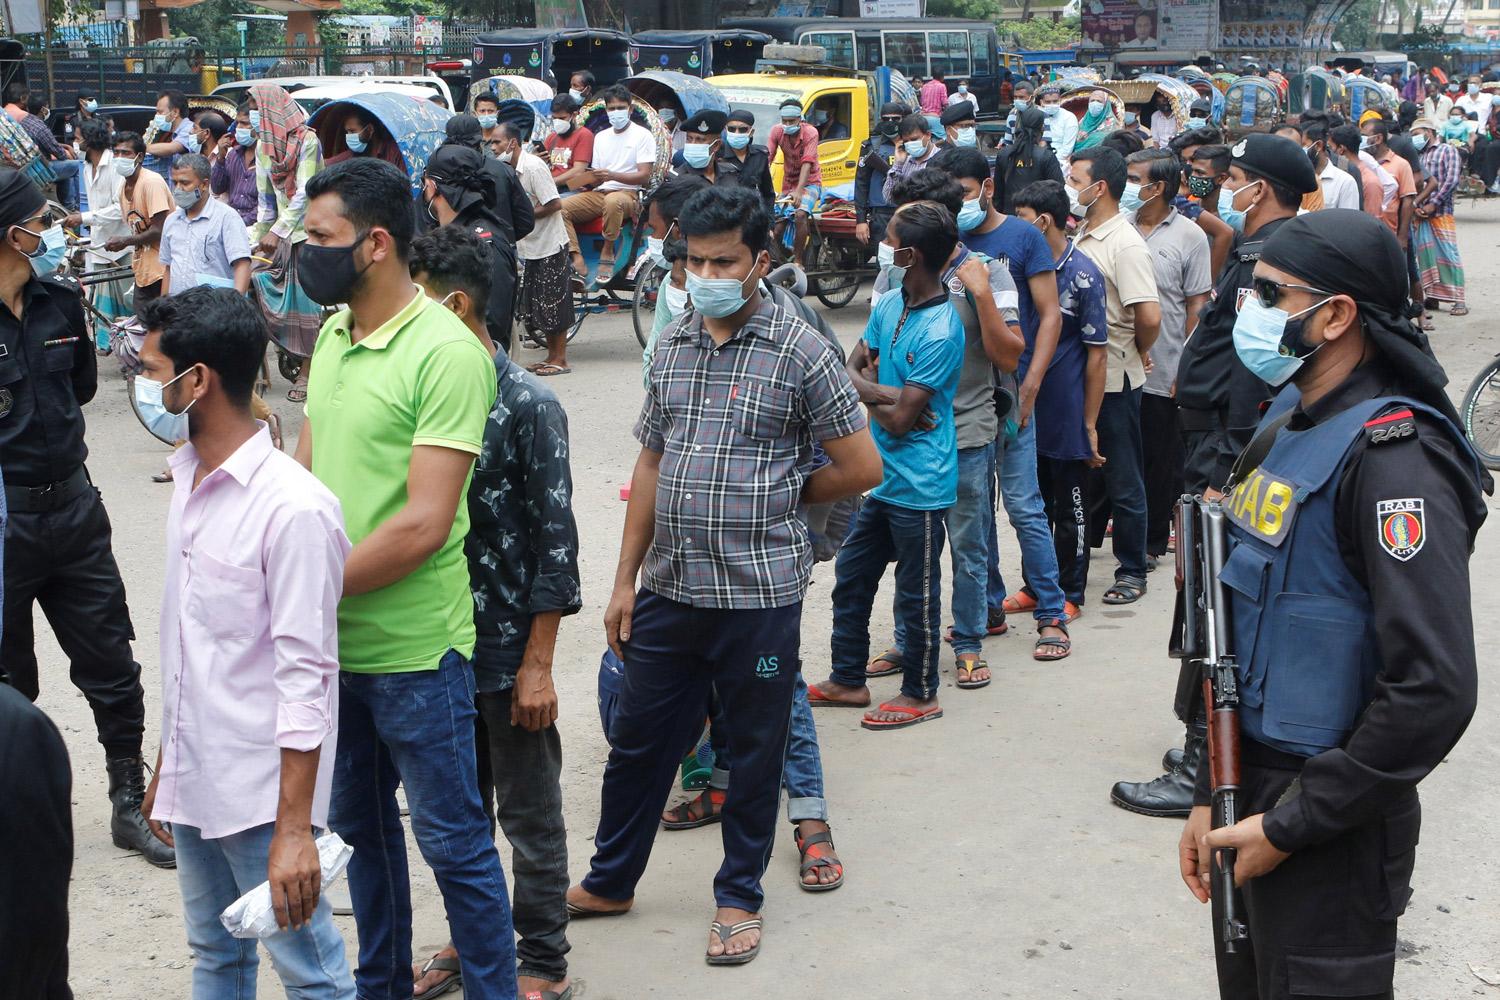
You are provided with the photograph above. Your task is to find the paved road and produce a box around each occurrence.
[39,202,1500,998]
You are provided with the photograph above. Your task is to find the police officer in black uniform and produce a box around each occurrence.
[854,102,904,248]
[1112,134,1317,817]
[1178,208,1486,1000]
[675,109,728,183]
[0,168,172,867]
[716,110,775,214]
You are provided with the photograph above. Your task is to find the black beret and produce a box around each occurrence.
[0,167,45,230]
[939,101,976,126]
[880,101,908,118]
[1228,132,1318,195]
[682,109,728,135]
[726,109,754,126]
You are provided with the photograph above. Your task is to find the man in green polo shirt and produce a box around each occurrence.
[292,158,517,1000]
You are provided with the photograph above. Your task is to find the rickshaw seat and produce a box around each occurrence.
[575,216,606,236]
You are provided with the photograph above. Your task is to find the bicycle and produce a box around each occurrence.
[769,197,871,310]
[1460,353,1500,471]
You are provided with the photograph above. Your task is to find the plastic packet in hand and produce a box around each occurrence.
[219,832,353,940]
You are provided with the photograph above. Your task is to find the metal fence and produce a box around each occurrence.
[23,42,481,106]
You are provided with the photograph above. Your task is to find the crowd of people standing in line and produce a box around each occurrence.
[0,62,1486,1000]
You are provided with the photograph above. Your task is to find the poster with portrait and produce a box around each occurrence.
[1082,0,1159,49]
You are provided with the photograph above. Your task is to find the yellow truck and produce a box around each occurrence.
[707,63,876,201]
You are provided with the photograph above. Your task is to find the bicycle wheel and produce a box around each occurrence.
[632,263,665,348]
[1460,356,1500,470]
[812,237,862,309]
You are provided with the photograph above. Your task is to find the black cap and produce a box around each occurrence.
[939,101,976,126]
[726,109,754,126]
[1228,133,1318,195]
[880,101,907,118]
[0,168,43,230]
[1189,98,1211,117]
[682,109,728,135]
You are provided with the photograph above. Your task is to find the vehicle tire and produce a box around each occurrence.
[565,286,588,343]
[1460,356,1500,471]
[126,374,177,446]
[632,262,666,349]
[812,237,862,309]
[277,347,303,384]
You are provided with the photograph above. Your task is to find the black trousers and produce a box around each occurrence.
[1142,393,1184,556]
[1212,748,1415,1000]
[475,688,571,983]
[1476,136,1499,187]
[581,589,800,913]
[1036,455,1090,605]
[1,483,144,758]
[868,206,895,245]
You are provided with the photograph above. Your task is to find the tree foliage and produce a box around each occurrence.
[926,0,1082,50]
[1333,0,1380,49]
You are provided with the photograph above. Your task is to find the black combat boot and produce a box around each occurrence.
[1109,730,1203,818]
[106,755,176,868]
[1161,745,1185,772]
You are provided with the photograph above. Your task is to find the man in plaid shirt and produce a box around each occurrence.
[568,186,881,966]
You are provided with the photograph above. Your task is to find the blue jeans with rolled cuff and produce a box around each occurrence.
[991,420,1068,619]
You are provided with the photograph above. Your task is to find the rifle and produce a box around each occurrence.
[1170,494,1250,954]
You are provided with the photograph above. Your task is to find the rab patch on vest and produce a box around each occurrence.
[1226,468,1299,546]
[1364,408,1416,445]
[1377,498,1425,561]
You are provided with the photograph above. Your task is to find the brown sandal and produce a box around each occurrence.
[661,788,724,830]
[794,828,843,892]
[1034,618,1071,662]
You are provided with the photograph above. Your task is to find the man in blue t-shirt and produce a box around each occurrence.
[812,202,965,731]
[1013,180,1109,608]
[930,146,1076,655]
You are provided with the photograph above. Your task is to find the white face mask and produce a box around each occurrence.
[553,117,573,136]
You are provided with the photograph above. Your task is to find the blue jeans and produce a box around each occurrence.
[174,822,355,1000]
[1097,385,1149,581]
[830,497,947,701]
[329,651,516,1000]
[49,158,81,212]
[992,420,1067,619]
[710,672,826,822]
[891,443,993,656]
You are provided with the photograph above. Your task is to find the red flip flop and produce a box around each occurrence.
[807,683,870,708]
[860,702,944,731]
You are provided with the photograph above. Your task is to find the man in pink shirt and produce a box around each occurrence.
[920,70,950,115]
[767,100,823,262]
[137,286,356,1000]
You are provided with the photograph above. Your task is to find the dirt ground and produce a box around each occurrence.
[35,201,1500,999]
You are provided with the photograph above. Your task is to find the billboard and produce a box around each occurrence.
[1082,0,1159,49]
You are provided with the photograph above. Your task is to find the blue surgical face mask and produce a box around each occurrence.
[152,113,170,131]
[607,109,630,130]
[1232,295,1329,386]
[1042,104,1060,118]
[248,109,261,132]
[682,142,714,169]
[84,99,98,113]
[903,138,928,158]
[1088,100,1105,116]
[477,113,498,129]
[345,131,368,154]
[725,130,750,150]
[134,366,198,441]
[877,241,909,288]
[1120,180,1155,214]
[661,280,688,319]
[1014,99,1030,110]
[686,264,757,318]
[569,88,586,104]
[954,126,977,147]
[1359,134,1374,150]
[235,126,254,146]
[645,236,666,266]
[658,108,676,124]
[182,131,201,154]
[15,223,65,276]
[1411,132,1428,151]
[956,196,986,232]
[782,121,801,135]
[1124,112,1139,127]
[1216,179,1260,234]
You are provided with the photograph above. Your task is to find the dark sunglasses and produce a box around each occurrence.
[1251,276,1333,310]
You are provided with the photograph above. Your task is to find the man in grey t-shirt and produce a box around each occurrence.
[1126,150,1212,560]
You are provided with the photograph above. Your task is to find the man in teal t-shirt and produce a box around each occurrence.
[812,201,965,732]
